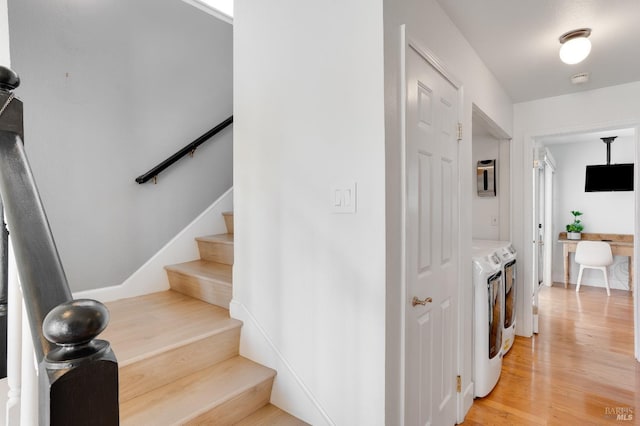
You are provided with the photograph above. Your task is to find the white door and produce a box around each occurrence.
[405,44,459,426]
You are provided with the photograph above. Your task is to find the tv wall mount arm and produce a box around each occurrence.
[601,136,617,165]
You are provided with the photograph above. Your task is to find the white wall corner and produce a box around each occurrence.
[0,0,9,66]
[229,300,335,426]
[74,187,233,302]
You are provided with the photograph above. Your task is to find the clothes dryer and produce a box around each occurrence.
[471,246,503,397]
[473,240,518,355]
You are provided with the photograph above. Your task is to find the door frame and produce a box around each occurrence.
[543,150,556,288]
[531,145,555,333]
[399,25,465,425]
[531,147,543,333]
[520,121,640,360]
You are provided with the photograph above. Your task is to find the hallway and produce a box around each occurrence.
[464,283,638,425]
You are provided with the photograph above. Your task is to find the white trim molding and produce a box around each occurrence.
[181,0,233,25]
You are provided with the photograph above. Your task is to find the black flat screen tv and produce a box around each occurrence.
[584,163,634,192]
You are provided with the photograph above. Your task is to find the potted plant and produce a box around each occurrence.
[566,210,584,240]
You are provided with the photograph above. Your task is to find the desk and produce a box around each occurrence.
[558,232,634,291]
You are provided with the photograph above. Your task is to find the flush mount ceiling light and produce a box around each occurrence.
[559,28,592,64]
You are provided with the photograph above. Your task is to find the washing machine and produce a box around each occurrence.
[472,246,503,398]
[473,240,518,355]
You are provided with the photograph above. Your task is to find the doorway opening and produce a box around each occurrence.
[531,126,637,337]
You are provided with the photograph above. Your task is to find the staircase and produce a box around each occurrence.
[100,212,306,425]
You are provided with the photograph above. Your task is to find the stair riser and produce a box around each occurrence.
[168,271,232,309]
[197,240,234,265]
[184,378,274,425]
[119,327,240,403]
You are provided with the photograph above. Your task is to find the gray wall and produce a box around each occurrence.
[8,0,232,291]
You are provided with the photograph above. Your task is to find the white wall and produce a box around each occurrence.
[513,81,640,339]
[547,136,634,289]
[472,133,511,240]
[7,0,233,291]
[383,1,513,423]
[234,0,385,424]
[0,0,8,66]
[235,0,513,422]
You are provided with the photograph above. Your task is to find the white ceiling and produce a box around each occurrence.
[539,127,635,145]
[436,0,640,103]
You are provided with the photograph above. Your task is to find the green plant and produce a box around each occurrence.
[566,210,584,233]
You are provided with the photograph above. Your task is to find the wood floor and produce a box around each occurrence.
[463,283,639,425]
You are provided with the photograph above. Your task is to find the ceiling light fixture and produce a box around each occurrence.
[559,28,592,65]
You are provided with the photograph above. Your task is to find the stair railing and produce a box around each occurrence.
[0,66,119,425]
[135,115,233,184]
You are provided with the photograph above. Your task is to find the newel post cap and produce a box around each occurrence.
[43,299,109,347]
[0,66,20,91]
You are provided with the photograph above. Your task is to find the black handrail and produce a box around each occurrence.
[135,115,233,184]
[0,66,118,425]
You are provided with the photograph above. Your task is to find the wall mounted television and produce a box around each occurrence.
[584,163,634,192]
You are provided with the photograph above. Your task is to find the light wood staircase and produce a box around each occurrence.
[100,212,306,425]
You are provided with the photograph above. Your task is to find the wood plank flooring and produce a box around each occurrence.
[463,283,639,425]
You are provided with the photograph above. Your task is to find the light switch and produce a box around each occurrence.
[344,189,352,206]
[331,182,357,213]
[491,216,498,227]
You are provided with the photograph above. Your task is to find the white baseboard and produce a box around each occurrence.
[229,300,334,426]
[74,188,233,302]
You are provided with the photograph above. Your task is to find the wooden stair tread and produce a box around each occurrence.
[196,233,234,244]
[120,356,276,425]
[101,291,240,365]
[235,404,310,426]
[165,259,232,284]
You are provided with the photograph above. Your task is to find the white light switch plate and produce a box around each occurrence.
[331,182,357,213]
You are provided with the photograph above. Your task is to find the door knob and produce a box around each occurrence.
[412,296,433,307]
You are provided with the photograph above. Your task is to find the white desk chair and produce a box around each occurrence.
[575,241,613,296]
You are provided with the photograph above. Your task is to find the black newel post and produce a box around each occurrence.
[42,300,119,425]
[0,66,119,425]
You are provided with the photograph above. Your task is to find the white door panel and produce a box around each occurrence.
[405,44,459,426]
